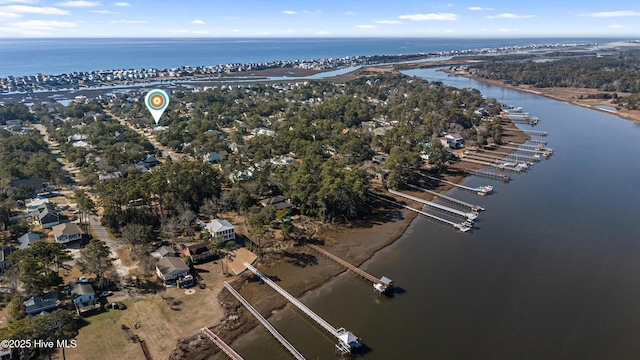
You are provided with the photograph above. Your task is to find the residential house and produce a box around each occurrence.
[52,223,82,243]
[71,282,97,313]
[17,231,42,249]
[25,196,49,211]
[203,150,228,164]
[10,178,49,195]
[98,172,122,181]
[260,195,293,211]
[151,245,176,259]
[156,256,190,284]
[206,219,235,241]
[35,204,60,229]
[250,127,275,137]
[445,134,464,149]
[185,242,215,264]
[24,293,58,317]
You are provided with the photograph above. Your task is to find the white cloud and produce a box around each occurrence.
[303,10,320,15]
[191,19,205,25]
[317,30,330,34]
[376,20,402,24]
[0,5,69,14]
[487,13,536,19]
[56,1,100,6]
[609,24,626,28]
[356,24,375,28]
[91,9,117,13]
[399,13,459,21]
[282,10,296,15]
[468,6,493,11]
[114,2,130,6]
[344,11,354,15]
[0,0,39,3]
[9,19,77,29]
[0,10,20,17]
[585,10,640,17]
[110,19,145,23]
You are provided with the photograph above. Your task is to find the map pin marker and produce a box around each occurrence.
[145,89,169,124]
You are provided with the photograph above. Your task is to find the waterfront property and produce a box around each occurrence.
[206,219,235,241]
[155,256,190,285]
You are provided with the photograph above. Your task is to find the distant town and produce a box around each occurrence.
[0,42,595,94]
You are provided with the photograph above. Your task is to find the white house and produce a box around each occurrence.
[206,219,235,241]
[156,256,190,284]
[52,223,82,243]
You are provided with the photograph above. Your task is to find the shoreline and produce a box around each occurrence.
[446,70,640,125]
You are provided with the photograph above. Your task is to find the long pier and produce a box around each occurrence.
[470,170,510,182]
[424,174,493,195]
[308,244,393,293]
[243,262,361,354]
[223,282,306,360]
[459,157,524,173]
[200,327,245,360]
[497,144,552,156]
[470,149,540,162]
[388,188,478,220]
[407,184,484,211]
[523,129,548,136]
[367,192,472,232]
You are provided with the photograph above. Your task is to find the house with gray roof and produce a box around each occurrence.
[206,219,235,241]
[52,223,82,243]
[17,231,42,249]
[156,256,190,285]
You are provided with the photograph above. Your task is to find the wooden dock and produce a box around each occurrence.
[201,327,245,360]
[407,184,485,211]
[222,282,306,360]
[308,244,393,293]
[470,170,510,182]
[523,129,548,136]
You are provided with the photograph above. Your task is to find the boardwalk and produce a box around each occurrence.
[223,282,306,360]
[307,244,393,293]
[243,262,360,354]
[200,327,244,360]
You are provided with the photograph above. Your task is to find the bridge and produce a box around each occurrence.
[223,282,306,360]
[243,262,361,354]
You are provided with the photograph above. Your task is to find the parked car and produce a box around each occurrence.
[101,291,113,297]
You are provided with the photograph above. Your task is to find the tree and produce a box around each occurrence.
[9,242,72,295]
[79,239,114,288]
[428,139,448,171]
[119,222,146,246]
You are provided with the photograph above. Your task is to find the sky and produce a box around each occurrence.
[0,0,639,38]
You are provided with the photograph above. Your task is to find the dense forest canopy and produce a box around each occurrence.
[471,50,640,109]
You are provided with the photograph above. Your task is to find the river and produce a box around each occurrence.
[231,68,640,360]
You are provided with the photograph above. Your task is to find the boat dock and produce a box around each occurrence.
[470,170,510,182]
[388,188,478,220]
[407,184,485,211]
[497,144,553,157]
[308,244,393,294]
[368,192,472,232]
[424,174,493,195]
[471,149,540,162]
[200,327,245,360]
[523,129,548,136]
[243,262,361,355]
[529,139,547,145]
[222,282,306,360]
[459,157,526,173]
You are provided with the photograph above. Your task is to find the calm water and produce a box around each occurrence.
[232,69,640,359]
[0,37,620,77]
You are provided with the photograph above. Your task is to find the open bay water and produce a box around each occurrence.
[232,69,640,359]
[0,37,622,78]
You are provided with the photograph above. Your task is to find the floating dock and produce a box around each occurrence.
[223,282,306,360]
[368,193,472,232]
[308,244,393,294]
[424,174,493,195]
[387,188,478,220]
[407,184,485,211]
[243,262,361,355]
[497,144,553,157]
[200,328,245,360]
